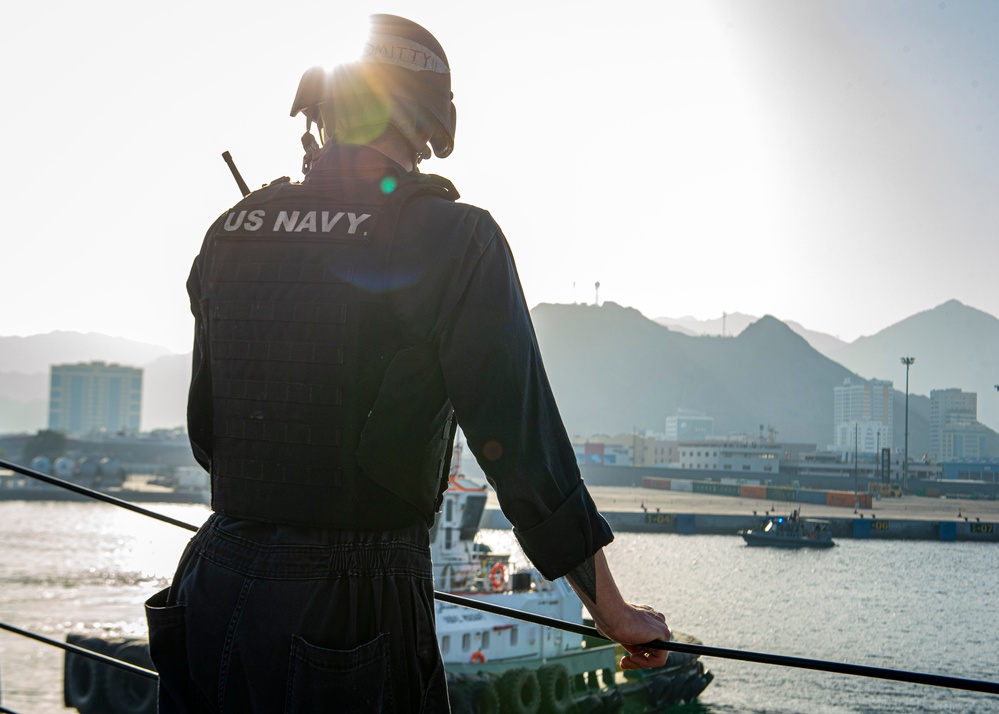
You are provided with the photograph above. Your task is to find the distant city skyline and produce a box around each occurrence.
[2,1,998,353]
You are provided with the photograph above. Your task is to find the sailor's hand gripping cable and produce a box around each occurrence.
[565,549,670,670]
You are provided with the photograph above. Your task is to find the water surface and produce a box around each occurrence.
[1,503,996,713]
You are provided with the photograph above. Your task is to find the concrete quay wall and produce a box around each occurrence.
[482,508,998,542]
[481,482,999,544]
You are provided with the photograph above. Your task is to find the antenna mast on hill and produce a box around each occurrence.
[594,281,601,306]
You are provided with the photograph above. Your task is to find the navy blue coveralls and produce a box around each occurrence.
[146,144,613,712]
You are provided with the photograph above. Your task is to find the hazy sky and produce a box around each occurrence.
[2,0,997,354]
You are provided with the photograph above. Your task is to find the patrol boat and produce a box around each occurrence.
[430,452,714,714]
[740,509,835,549]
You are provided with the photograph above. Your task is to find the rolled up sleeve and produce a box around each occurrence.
[438,215,613,581]
[514,481,613,580]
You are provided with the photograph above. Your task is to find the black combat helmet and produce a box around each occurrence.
[291,14,457,164]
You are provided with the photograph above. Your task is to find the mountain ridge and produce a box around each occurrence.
[1,300,996,447]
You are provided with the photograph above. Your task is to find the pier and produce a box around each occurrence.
[482,486,999,542]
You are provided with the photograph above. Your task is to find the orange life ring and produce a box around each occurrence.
[470,650,487,664]
[490,563,506,591]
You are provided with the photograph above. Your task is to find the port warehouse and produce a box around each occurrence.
[0,431,201,476]
[577,463,999,499]
[3,432,996,541]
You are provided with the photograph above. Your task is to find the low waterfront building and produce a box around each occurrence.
[571,432,679,467]
[573,440,633,466]
[940,458,999,483]
[678,437,781,474]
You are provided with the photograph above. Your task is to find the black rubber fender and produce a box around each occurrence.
[573,694,603,714]
[447,674,473,714]
[103,640,157,714]
[498,667,540,714]
[64,636,115,714]
[598,687,624,714]
[468,676,501,714]
[537,664,573,714]
[679,669,710,704]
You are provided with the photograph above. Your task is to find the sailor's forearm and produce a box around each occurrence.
[566,549,626,624]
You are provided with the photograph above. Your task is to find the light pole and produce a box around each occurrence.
[901,356,915,492]
[854,423,859,509]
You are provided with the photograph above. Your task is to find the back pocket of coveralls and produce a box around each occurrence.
[285,632,393,713]
[144,588,191,703]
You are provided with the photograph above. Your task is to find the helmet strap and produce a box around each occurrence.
[301,128,323,176]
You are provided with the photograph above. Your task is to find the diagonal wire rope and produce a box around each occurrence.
[435,592,999,695]
[3,457,999,696]
[0,458,199,533]
[0,621,157,679]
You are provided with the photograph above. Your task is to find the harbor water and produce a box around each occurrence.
[1,501,997,713]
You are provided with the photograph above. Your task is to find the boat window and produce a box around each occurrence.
[445,527,453,549]
[445,498,454,522]
[459,495,487,540]
[441,635,450,654]
[482,631,490,648]
[462,633,470,651]
[510,627,518,646]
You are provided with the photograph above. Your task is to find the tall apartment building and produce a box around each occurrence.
[833,378,893,454]
[48,362,143,436]
[930,388,984,460]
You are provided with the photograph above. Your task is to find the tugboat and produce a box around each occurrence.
[431,445,714,713]
[740,509,835,549]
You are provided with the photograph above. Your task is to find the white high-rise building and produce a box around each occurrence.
[930,389,984,460]
[665,412,714,441]
[48,362,143,436]
[833,378,893,453]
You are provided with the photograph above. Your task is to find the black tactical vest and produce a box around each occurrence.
[198,171,458,529]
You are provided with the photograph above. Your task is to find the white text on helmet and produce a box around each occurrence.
[363,34,448,74]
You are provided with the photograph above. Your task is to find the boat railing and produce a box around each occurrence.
[1,454,998,713]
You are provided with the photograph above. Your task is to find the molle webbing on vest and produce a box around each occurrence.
[202,174,458,529]
[206,236,365,519]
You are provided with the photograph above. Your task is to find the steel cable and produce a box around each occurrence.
[0,621,157,680]
[3,457,998,696]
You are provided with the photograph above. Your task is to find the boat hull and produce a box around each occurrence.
[741,531,835,548]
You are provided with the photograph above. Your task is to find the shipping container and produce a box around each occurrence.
[740,485,767,499]
[825,491,856,507]
[766,486,795,502]
[795,489,827,505]
[825,491,872,508]
[642,477,671,490]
